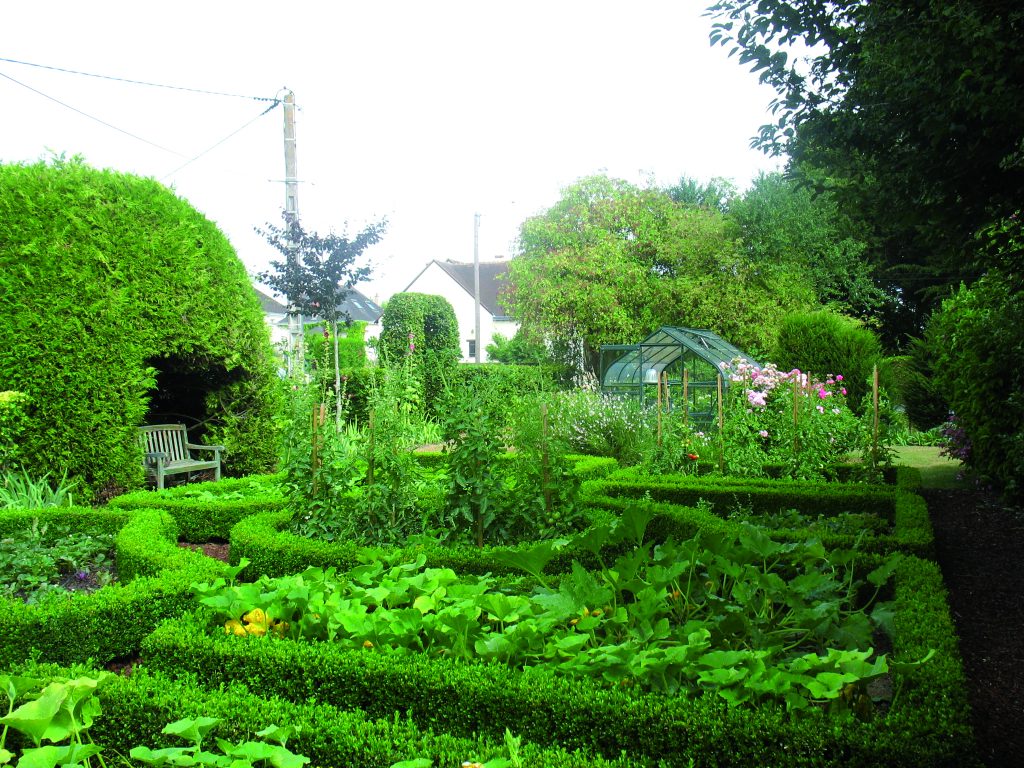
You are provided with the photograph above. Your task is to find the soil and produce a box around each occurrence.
[176,539,231,562]
[925,488,1024,767]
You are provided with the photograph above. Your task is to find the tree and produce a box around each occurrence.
[504,175,815,376]
[665,175,737,213]
[706,0,1024,337]
[729,172,887,321]
[257,211,386,426]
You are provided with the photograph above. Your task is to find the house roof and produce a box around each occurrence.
[252,283,382,323]
[402,259,512,317]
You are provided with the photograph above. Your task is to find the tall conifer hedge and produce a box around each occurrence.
[0,158,279,498]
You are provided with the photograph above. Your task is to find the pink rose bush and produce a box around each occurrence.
[719,358,860,479]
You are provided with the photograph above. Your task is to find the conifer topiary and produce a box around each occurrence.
[0,157,279,499]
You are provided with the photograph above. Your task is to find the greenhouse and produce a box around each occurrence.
[600,327,757,423]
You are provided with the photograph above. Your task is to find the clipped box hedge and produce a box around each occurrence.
[140,551,976,767]
[5,663,629,768]
[108,473,286,541]
[583,471,933,557]
[228,510,602,580]
[0,506,227,668]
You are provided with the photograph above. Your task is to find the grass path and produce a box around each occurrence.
[892,445,964,489]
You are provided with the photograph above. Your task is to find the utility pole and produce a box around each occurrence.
[473,212,481,363]
[282,89,303,374]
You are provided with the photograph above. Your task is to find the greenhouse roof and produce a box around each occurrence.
[601,327,754,387]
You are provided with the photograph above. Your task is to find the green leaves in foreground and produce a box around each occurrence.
[130,717,309,768]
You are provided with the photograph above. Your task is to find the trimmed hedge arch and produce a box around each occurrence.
[0,157,280,498]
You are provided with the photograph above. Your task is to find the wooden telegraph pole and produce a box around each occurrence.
[282,89,303,375]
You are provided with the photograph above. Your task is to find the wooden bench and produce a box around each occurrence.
[139,424,223,490]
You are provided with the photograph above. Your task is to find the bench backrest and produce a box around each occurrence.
[139,424,190,462]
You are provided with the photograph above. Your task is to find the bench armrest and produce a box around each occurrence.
[186,443,225,452]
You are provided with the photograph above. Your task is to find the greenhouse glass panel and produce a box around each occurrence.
[599,327,758,425]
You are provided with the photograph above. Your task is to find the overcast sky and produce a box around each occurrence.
[1,1,784,301]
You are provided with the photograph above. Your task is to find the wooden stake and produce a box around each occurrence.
[873,364,880,464]
[656,371,663,447]
[311,403,326,496]
[367,409,376,489]
[717,374,725,473]
[682,368,689,425]
[792,375,800,458]
[541,402,552,517]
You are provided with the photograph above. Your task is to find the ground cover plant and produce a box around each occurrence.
[0,519,115,603]
[191,504,915,717]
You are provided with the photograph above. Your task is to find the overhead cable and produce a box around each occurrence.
[0,55,275,102]
[161,99,281,180]
[0,69,184,156]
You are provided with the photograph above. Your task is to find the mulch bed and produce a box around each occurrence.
[176,540,231,562]
[925,488,1024,767]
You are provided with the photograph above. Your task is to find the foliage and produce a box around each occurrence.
[0,471,78,510]
[548,391,654,466]
[439,380,508,547]
[283,359,436,546]
[728,172,886,321]
[256,211,385,426]
[131,717,309,768]
[705,0,1024,336]
[486,329,557,367]
[0,392,30,471]
[901,332,950,431]
[504,175,815,377]
[378,293,461,416]
[0,157,279,497]
[0,518,114,604]
[503,395,584,539]
[719,359,860,480]
[772,310,882,410]
[305,321,368,389]
[664,175,737,213]
[0,673,109,768]
[193,506,910,716]
[927,272,1024,501]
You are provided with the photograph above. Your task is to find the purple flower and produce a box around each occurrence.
[759,430,769,438]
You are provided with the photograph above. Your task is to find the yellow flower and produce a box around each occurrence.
[245,623,267,637]
[224,619,246,637]
[243,608,268,626]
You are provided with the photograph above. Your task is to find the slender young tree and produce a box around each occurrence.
[256,211,386,425]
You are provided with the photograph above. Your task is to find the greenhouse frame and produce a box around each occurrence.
[599,327,757,424]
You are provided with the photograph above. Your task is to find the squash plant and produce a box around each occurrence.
[192,505,931,716]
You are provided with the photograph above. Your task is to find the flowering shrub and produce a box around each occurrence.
[939,413,972,463]
[720,359,860,480]
[548,390,654,465]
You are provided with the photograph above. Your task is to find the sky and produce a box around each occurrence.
[1,1,785,302]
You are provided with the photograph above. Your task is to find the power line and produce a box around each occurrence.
[0,69,184,156]
[161,100,281,181]
[0,55,274,102]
